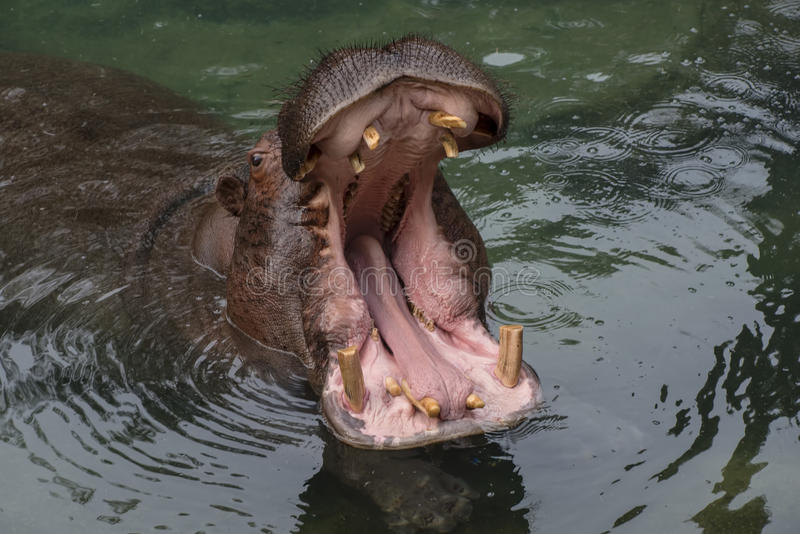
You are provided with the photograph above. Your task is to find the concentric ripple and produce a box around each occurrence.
[656,164,726,199]
[544,170,653,225]
[531,138,581,165]
[546,18,605,30]
[488,278,582,332]
[703,72,757,101]
[621,103,718,159]
[573,127,634,162]
[768,0,800,20]
[696,144,749,170]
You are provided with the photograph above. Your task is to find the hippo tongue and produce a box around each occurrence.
[346,235,472,420]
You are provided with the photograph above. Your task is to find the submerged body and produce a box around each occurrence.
[1,37,541,451]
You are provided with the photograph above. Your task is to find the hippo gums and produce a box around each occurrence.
[194,36,542,448]
[1,36,541,454]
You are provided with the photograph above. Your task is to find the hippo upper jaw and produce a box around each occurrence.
[265,37,542,449]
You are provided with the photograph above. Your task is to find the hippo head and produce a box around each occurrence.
[216,36,541,449]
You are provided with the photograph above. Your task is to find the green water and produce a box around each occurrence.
[1,0,799,532]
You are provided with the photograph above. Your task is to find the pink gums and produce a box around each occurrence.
[320,235,540,448]
[346,235,472,420]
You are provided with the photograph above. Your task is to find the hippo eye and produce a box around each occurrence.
[250,153,264,168]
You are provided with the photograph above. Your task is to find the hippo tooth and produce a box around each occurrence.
[495,325,523,388]
[348,152,365,174]
[370,327,380,341]
[420,397,441,418]
[294,146,320,181]
[424,318,435,332]
[429,111,467,129]
[400,379,441,418]
[338,346,366,413]
[363,126,380,150]
[440,131,459,158]
[465,393,485,410]
[385,376,402,397]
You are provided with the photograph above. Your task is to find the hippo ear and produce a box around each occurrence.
[216,175,247,216]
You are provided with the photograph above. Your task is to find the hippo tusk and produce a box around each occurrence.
[465,393,485,409]
[429,111,467,130]
[495,325,523,388]
[419,397,441,418]
[370,327,380,341]
[294,146,321,181]
[400,378,441,418]
[385,376,402,397]
[348,152,365,174]
[363,126,380,150]
[440,131,458,158]
[338,346,366,412]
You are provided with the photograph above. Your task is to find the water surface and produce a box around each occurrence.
[1,1,799,532]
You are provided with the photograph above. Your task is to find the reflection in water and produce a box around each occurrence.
[298,437,531,533]
[673,149,800,532]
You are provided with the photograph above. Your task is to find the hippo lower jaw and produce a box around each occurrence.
[292,76,542,448]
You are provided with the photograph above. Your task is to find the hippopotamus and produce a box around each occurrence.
[0,35,540,451]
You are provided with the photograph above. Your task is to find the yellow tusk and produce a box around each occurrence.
[420,397,441,418]
[495,325,523,388]
[466,393,485,409]
[440,131,459,158]
[385,376,402,397]
[338,346,366,412]
[400,379,440,418]
[370,327,380,342]
[429,111,467,129]
[294,148,320,181]
[363,126,380,150]
[348,152,365,174]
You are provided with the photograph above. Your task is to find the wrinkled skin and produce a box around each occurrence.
[198,37,541,449]
[1,38,540,531]
[0,50,481,531]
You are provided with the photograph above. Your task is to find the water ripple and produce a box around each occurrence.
[546,18,605,30]
[573,127,634,161]
[621,103,718,159]
[488,278,582,332]
[696,144,749,170]
[545,170,653,225]
[498,410,568,443]
[531,138,581,165]
[656,164,726,199]
[768,0,800,20]
[703,72,757,101]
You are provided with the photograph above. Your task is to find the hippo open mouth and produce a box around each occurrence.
[270,37,542,449]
